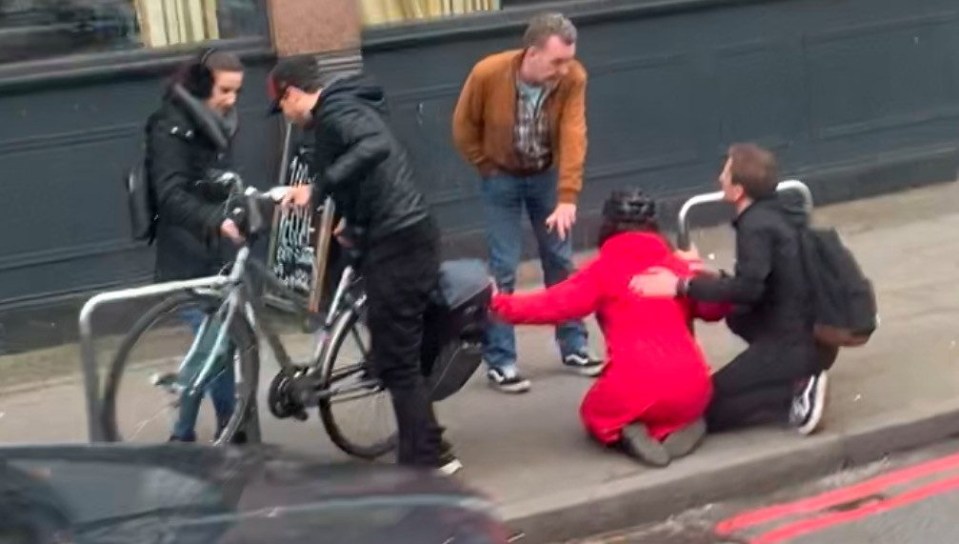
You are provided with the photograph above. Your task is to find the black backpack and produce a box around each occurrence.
[125,121,158,244]
[798,227,878,348]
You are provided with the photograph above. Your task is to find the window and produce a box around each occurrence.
[360,0,553,27]
[0,0,264,65]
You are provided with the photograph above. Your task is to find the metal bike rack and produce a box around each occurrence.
[78,275,231,442]
[676,179,814,250]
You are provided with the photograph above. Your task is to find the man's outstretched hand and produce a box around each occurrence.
[674,243,700,263]
[334,218,353,248]
[674,244,706,273]
[280,185,313,209]
[546,203,577,240]
[220,218,245,245]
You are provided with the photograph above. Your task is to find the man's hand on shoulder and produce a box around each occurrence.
[630,267,681,298]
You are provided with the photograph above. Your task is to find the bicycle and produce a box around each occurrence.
[97,172,491,459]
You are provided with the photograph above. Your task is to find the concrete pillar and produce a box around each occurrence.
[266,0,362,57]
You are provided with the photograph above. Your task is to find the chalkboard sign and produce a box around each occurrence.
[266,125,336,314]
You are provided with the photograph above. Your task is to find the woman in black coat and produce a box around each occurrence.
[145,49,245,442]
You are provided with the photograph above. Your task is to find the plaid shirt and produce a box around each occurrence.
[513,81,554,171]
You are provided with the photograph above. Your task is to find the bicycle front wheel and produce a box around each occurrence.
[99,291,260,445]
[317,299,397,460]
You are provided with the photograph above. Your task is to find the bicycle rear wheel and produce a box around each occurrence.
[99,291,259,445]
[317,299,398,460]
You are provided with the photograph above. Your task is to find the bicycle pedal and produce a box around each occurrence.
[151,372,185,395]
[150,372,177,386]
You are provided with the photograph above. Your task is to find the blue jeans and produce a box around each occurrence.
[171,308,236,441]
[480,170,589,370]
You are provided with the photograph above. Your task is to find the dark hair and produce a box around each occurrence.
[727,143,778,199]
[523,12,577,49]
[175,49,243,99]
[268,55,350,100]
[204,50,243,73]
[597,188,660,247]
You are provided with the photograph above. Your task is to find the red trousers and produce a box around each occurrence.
[580,365,713,445]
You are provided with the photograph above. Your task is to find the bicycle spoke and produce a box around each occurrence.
[127,401,177,441]
[320,304,398,457]
[330,387,383,404]
[329,363,366,382]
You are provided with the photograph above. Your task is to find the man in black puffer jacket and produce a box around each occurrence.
[268,56,460,474]
[146,49,246,442]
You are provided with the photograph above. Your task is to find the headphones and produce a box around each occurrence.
[183,47,217,99]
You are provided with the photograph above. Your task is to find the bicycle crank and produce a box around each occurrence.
[267,368,309,421]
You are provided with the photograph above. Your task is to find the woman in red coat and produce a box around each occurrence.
[490,189,728,466]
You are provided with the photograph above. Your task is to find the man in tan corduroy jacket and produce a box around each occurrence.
[452,12,602,394]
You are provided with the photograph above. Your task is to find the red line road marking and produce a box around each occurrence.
[750,473,959,543]
[716,450,959,535]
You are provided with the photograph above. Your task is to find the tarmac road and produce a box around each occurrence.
[577,440,959,544]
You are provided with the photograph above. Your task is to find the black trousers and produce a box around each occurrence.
[361,221,444,467]
[706,336,834,432]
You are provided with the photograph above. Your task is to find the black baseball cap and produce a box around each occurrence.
[267,56,352,115]
[267,55,323,115]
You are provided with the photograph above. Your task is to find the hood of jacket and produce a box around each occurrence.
[775,191,811,227]
[167,84,238,151]
[598,231,684,273]
[318,72,388,116]
[738,193,810,229]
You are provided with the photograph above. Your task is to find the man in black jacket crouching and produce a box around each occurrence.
[632,144,832,436]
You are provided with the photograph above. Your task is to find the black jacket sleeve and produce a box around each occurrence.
[148,123,224,240]
[321,105,391,188]
[687,223,773,304]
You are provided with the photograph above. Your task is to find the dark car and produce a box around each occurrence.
[0,444,511,543]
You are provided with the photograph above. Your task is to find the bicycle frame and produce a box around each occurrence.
[79,179,367,443]
[191,248,374,410]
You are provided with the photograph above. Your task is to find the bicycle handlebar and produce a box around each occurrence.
[212,171,292,240]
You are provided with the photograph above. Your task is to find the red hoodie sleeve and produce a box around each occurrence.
[491,260,602,324]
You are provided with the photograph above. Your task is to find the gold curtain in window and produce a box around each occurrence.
[135,0,221,48]
[361,0,501,27]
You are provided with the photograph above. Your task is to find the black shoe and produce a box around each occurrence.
[487,366,531,394]
[790,372,828,435]
[562,352,604,377]
[437,440,463,476]
[621,423,670,467]
[662,419,707,459]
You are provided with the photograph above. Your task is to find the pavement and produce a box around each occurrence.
[578,439,959,543]
[3,182,959,543]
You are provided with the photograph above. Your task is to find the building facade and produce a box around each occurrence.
[1,0,958,310]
